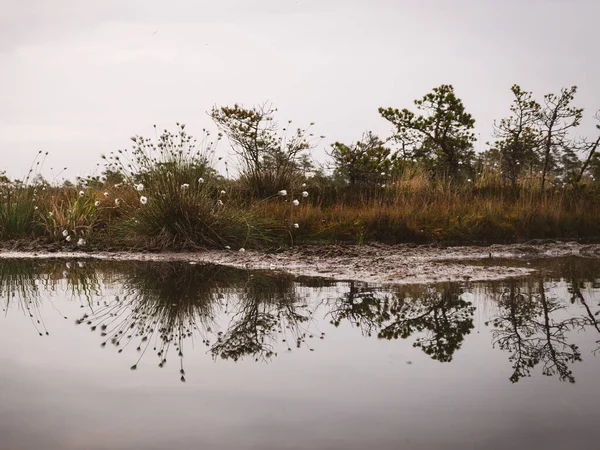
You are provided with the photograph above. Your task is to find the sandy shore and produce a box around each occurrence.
[2,240,599,284]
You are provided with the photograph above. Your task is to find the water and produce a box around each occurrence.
[0,257,599,450]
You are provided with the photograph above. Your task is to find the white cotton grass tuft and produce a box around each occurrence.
[140,196,148,205]
[278,190,288,196]
[220,190,226,195]
[79,190,85,197]
[99,175,107,183]
[103,192,109,197]
[136,183,144,191]
[65,235,72,242]
[94,201,100,207]
[239,248,245,253]
[77,238,86,246]
[181,183,189,189]
[225,245,231,250]
[198,177,205,184]
[217,199,224,206]
[292,199,300,206]
[293,223,299,229]
[301,183,307,187]
[62,230,69,237]
[114,198,120,206]
[301,191,308,198]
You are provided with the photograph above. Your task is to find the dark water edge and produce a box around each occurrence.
[0,257,599,450]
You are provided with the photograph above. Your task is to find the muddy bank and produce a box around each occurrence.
[1,241,599,284]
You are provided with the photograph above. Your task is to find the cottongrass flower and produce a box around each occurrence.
[94,201,100,207]
[136,183,144,191]
[140,196,148,205]
[198,177,205,184]
[293,223,299,229]
[62,230,69,237]
[301,183,307,187]
[99,175,107,183]
[301,191,308,198]
[103,192,109,197]
[220,190,226,195]
[381,184,386,188]
[49,212,53,217]
[79,190,85,197]
[77,238,86,246]
[181,183,190,189]
[225,245,231,250]
[65,235,72,242]
[114,198,120,206]
[239,248,246,253]
[467,178,472,183]
[217,199,224,206]
[278,190,288,196]
[292,199,300,206]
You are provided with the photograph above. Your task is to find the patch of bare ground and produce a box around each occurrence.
[1,240,599,284]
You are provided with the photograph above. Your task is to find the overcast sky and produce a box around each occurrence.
[1,0,599,180]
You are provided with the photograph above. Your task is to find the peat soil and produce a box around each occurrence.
[1,239,599,284]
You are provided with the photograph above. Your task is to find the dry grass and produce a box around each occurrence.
[254,172,600,245]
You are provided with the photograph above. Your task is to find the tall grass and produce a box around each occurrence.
[255,169,600,244]
[101,125,281,249]
[0,151,48,239]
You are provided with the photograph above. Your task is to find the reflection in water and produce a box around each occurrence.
[328,282,474,362]
[1,258,599,384]
[488,279,584,383]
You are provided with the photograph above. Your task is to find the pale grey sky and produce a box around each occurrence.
[1,0,598,180]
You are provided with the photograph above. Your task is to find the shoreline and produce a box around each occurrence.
[1,241,599,285]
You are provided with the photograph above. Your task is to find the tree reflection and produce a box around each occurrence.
[210,272,316,362]
[328,282,475,362]
[379,284,475,362]
[489,279,585,383]
[567,274,600,356]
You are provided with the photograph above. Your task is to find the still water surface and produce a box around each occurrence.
[0,257,599,450]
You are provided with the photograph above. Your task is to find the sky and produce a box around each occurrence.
[1,0,599,181]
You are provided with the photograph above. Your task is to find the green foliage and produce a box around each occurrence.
[329,131,401,190]
[379,84,476,178]
[491,85,542,187]
[103,123,215,187]
[0,151,49,239]
[211,103,319,199]
[0,185,38,239]
[102,125,278,249]
[539,86,583,190]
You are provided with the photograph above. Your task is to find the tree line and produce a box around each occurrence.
[207,84,599,197]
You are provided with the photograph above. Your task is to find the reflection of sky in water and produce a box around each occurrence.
[0,259,599,450]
